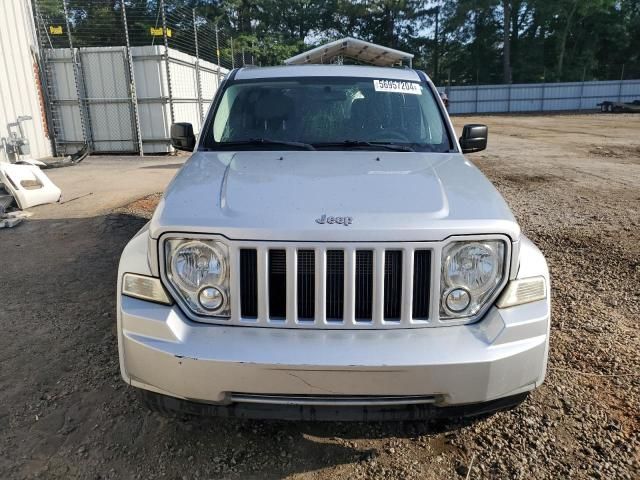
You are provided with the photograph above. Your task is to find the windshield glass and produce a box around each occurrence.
[207,76,450,152]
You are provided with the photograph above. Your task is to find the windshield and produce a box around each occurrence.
[206,76,451,152]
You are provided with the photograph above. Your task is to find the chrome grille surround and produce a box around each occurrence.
[159,234,512,329]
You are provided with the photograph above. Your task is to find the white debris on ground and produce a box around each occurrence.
[0,217,23,229]
[0,162,62,228]
[0,210,33,229]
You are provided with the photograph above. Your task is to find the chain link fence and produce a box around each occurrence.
[31,0,640,154]
[436,64,640,89]
[33,0,247,156]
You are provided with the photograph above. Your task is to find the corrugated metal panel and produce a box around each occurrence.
[45,49,83,149]
[81,47,135,152]
[0,0,52,161]
[131,46,171,154]
[445,79,640,114]
[168,49,200,134]
[47,45,228,154]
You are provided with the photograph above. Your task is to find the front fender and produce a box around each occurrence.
[514,234,551,386]
[117,223,153,384]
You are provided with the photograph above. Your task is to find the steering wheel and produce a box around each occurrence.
[374,129,411,143]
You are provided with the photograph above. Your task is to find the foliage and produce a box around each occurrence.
[34,0,640,84]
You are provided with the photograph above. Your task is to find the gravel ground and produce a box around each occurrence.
[0,113,638,479]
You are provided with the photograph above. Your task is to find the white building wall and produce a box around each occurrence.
[0,0,52,161]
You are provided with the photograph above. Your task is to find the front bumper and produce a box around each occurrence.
[119,294,549,408]
[117,228,550,417]
[140,389,530,421]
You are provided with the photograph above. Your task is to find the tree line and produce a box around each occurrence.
[37,0,640,85]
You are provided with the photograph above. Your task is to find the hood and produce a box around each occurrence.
[150,151,519,242]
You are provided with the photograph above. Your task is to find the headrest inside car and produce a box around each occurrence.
[254,91,293,121]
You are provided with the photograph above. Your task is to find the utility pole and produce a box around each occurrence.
[231,37,235,68]
[427,6,440,83]
[503,0,512,84]
[434,6,440,84]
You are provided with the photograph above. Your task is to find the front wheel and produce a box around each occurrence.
[138,389,191,419]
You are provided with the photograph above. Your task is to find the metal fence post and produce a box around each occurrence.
[193,9,204,122]
[475,70,479,113]
[121,0,144,156]
[578,66,586,110]
[160,0,175,125]
[618,64,625,102]
[62,0,91,152]
[215,25,222,87]
[231,37,235,68]
[541,69,546,112]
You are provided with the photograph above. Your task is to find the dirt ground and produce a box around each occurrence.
[1,113,638,479]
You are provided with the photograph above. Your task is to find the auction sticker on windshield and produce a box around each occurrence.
[373,79,422,95]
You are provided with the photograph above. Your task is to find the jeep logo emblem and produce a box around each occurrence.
[316,214,353,226]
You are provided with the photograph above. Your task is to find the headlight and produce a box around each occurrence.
[440,240,506,319]
[165,239,230,317]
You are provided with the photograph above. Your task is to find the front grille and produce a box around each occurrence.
[237,245,432,328]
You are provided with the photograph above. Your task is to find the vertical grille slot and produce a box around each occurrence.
[355,250,373,320]
[297,250,315,320]
[384,250,403,320]
[239,249,258,318]
[325,250,344,321]
[412,250,431,320]
[268,250,287,319]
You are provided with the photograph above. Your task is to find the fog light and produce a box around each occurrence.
[122,273,172,305]
[445,288,471,312]
[496,276,546,308]
[198,286,224,311]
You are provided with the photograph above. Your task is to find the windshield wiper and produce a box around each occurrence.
[313,140,414,152]
[215,138,315,151]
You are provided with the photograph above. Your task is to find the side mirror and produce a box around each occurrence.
[459,124,488,153]
[170,122,196,152]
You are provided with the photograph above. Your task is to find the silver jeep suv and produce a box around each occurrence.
[117,65,550,420]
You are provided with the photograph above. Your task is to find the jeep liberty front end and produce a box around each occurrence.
[117,65,550,420]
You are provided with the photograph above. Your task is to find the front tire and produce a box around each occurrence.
[138,389,191,419]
